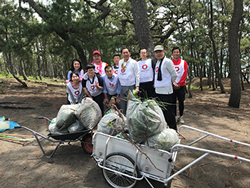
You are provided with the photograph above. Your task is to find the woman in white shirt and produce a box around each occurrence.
[66,72,84,104]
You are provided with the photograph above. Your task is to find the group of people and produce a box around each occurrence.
[66,45,188,130]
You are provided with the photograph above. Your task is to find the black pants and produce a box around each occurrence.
[156,93,177,130]
[139,81,156,99]
[93,93,104,116]
[120,85,135,115]
[173,86,186,117]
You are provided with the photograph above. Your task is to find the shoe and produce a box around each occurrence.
[179,116,184,124]
[175,116,179,123]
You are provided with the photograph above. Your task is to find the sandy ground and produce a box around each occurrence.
[0,77,250,188]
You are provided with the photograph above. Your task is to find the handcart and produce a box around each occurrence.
[92,125,250,188]
[0,117,94,158]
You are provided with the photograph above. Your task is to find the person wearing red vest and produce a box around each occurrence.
[172,46,188,124]
[92,50,108,76]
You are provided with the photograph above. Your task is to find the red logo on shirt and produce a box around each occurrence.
[97,66,100,70]
[91,85,95,90]
[121,69,125,73]
[114,70,118,74]
[155,67,159,73]
[75,91,80,95]
[142,64,148,70]
[175,67,179,72]
[109,83,114,87]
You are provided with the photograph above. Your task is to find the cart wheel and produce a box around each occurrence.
[81,134,93,154]
[103,152,140,188]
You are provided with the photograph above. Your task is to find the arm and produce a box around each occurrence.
[81,79,93,99]
[134,61,140,92]
[116,79,121,104]
[165,58,177,83]
[177,60,188,85]
[103,93,109,104]
[117,78,121,95]
[95,83,103,91]
[173,81,180,89]
[83,87,93,99]
[151,59,156,81]
[79,69,84,77]
[95,74,103,91]
[102,76,108,94]
[67,71,72,80]
[151,59,156,70]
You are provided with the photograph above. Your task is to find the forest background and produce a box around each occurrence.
[0,0,249,108]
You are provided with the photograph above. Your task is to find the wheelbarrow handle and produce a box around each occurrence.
[38,117,51,122]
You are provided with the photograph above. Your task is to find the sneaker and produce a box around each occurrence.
[175,116,179,123]
[179,116,184,124]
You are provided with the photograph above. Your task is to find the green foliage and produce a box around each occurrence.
[189,84,210,91]
[0,72,13,78]
[0,0,249,81]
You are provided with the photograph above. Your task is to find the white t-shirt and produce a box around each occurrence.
[117,58,140,87]
[138,59,154,83]
[67,82,83,103]
[112,65,119,75]
[154,57,177,94]
[84,75,102,97]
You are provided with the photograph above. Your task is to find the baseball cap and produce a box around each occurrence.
[93,50,101,55]
[154,45,164,52]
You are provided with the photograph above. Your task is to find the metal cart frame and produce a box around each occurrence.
[16,125,93,158]
[92,125,250,188]
[1,117,94,158]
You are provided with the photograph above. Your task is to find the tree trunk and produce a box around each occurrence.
[35,39,42,80]
[228,0,243,108]
[188,62,193,98]
[188,45,194,98]
[43,56,48,77]
[209,0,225,93]
[241,71,249,84]
[207,63,211,88]
[18,0,28,81]
[130,0,154,58]
[240,72,244,90]
[200,64,203,91]
[19,60,28,80]
[5,53,27,87]
[211,60,215,91]
[203,65,206,77]
[13,57,19,76]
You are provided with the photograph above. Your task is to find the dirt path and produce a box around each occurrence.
[0,78,249,188]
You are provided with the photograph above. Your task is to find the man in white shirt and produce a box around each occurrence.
[154,45,177,130]
[117,48,140,115]
[138,48,156,99]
